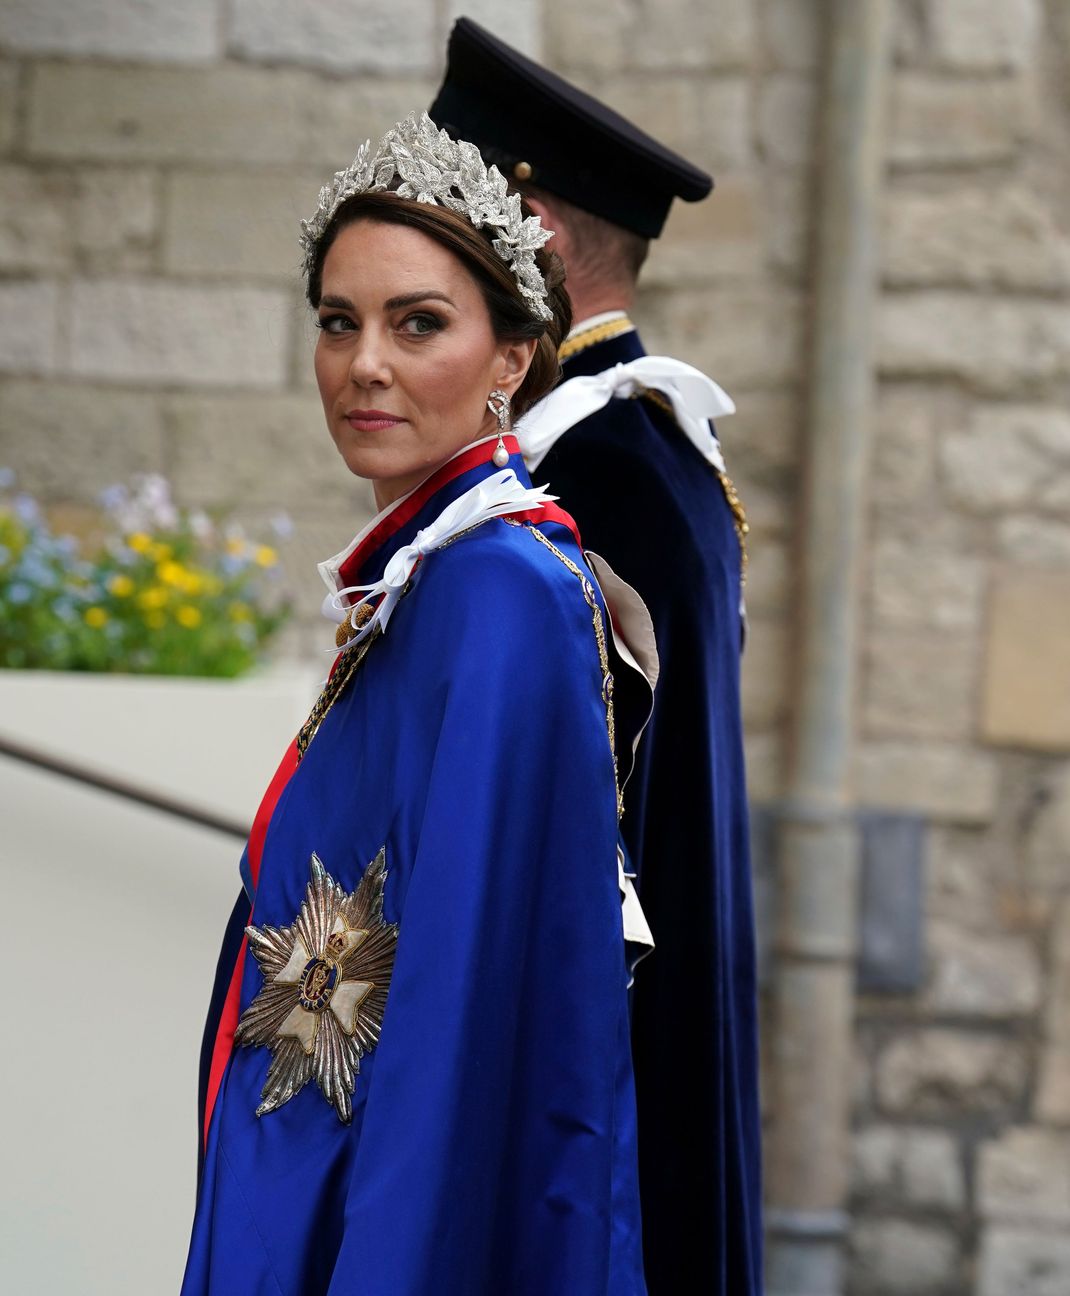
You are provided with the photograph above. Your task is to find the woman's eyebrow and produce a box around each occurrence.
[384,290,456,310]
[319,294,354,310]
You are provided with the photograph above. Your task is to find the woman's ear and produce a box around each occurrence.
[495,337,538,398]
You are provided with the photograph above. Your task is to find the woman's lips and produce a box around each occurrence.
[345,409,406,432]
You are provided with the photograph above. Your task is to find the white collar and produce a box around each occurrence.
[565,310,633,342]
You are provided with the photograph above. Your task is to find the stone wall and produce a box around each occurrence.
[1,2,1069,1293]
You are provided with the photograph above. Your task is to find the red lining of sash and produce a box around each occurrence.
[202,738,299,1149]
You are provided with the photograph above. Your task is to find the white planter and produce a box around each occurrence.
[0,661,323,826]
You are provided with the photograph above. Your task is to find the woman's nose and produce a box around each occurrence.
[347,329,391,388]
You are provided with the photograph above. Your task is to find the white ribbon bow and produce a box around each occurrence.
[323,469,557,649]
[515,356,736,472]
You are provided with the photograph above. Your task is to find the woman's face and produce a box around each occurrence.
[314,219,536,509]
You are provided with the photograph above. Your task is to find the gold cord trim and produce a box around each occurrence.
[558,316,636,364]
[632,387,749,580]
[507,518,623,821]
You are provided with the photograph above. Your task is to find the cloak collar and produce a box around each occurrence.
[318,434,582,598]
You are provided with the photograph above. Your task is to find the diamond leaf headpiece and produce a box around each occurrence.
[300,112,554,323]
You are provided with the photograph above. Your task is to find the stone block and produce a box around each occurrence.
[0,165,71,273]
[228,0,434,74]
[589,75,752,174]
[0,61,17,154]
[0,379,166,500]
[758,76,817,167]
[543,0,631,72]
[68,279,291,389]
[743,729,784,803]
[740,616,790,729]
[879,294,1070,395]
[445,1,540,58]
[630,0,755,70]
[0,280,57,375]
[862,630,977,740]
[941,405,1070,514]
[930,0,1040,72]
[546,0,752,71]
[978,1227,1070,1296]
[72,168,157,274]
[849,1218,960,1294]
[162,170,320,281]
[761,0,821,71]
[1039,899,1070,1052]
[982,570,1070,752]
[639,284,803,391]
[925,920,1042,1017]
[26,63,430,170]
[869,540,985,632]
[889,75,1027,167]
[871,384,944,512]
[764,170,813,279]
[165,392,352,510]
[998,516,1070,565]
[979,1127,1070,1224]
[1035,1046,1070,1125]
[643,175,764,287]
[851,1125,965,1209]
[855,741,998,822]
[1025,764,1070,892]
[0,0,219,63]
[719,390,800,480]
[857,811,926,993]
[884,185,1070,292]
[876,1028,1027,1116]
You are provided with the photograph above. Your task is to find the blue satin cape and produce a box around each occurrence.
[540,330,763,1294]
[182,449,646,1295]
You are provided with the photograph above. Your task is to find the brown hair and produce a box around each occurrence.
[305,192,571,420]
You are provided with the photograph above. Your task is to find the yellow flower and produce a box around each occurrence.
[149,542,172,563]
[137,586,168,610]
[157,560,187,587]
[176,605,203,629]
[145,611,166,630]
[127,532,152,554]
[108,574,135,598]
[254,545,278,568]
[181,569,204,596]
[228,602,252,623]
[84,606,108,628]
[225,537,246,557]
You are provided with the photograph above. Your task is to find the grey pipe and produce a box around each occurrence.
[765,2,892,1293]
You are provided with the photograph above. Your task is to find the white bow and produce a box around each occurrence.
[516,356,736,471]
[323,469,557,649]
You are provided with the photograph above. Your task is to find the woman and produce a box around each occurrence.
[183,114,656,1296]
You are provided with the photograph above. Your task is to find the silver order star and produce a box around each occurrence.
[235,850,398,1123]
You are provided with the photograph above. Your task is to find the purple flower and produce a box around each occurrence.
[13,494,40,525]
[7,583,32,605]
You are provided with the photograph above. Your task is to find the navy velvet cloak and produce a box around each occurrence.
[539,330,763,1294]
[184,448,646,1295]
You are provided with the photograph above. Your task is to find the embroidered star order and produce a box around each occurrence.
[236,849,398,1123]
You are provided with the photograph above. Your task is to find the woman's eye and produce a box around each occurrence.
[317,315,355,334]
[400,313,441,336]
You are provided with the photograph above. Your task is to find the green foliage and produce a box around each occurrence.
[0,472,292,678]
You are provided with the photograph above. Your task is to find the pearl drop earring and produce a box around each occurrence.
[487,389,511,467]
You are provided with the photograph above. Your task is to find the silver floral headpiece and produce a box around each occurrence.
[300,112,554,322]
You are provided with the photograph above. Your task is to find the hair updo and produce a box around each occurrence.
[304,191,572,421]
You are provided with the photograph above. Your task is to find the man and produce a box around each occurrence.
[431,19,762,1296]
